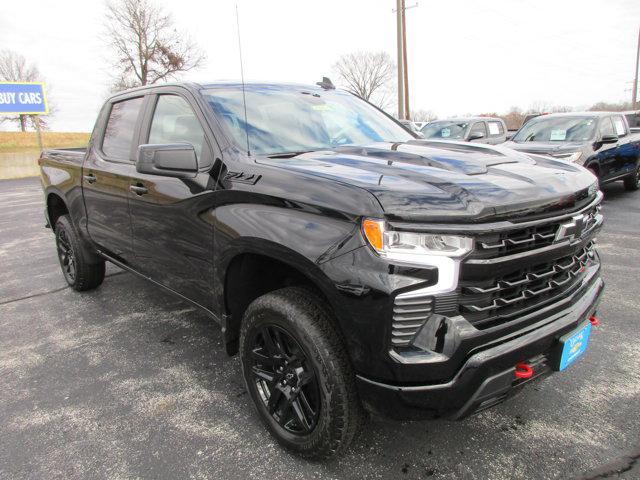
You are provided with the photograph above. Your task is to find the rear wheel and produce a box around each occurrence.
[239,287,364,459]
[623,166,640,191]
[55,215,105,291]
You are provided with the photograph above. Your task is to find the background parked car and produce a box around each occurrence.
[420,117,508,144]
[503,112,640,191]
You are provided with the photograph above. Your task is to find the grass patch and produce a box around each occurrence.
[0,131,90,153]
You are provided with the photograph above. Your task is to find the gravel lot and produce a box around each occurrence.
[1,176,638,480]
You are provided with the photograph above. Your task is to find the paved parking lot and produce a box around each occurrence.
[1,176,639,480]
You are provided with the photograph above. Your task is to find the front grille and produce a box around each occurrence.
[391,295,433,346]
[460,242,597,329]
[472,204,600,259]
[389,198,602,350]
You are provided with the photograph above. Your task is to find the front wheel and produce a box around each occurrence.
[55,215,105,291]
[623,166,640,191]
[239,287,365,459]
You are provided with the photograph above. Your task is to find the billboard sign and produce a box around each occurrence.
[0,82,49,115]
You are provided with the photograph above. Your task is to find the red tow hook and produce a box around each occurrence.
[589,315,600,327]
[514,362,534,380]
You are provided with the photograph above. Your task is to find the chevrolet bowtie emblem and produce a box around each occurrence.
[555,214,586,242]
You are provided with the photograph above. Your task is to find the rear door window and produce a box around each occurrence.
[612,116,627,137]
[488,121,504,136]
[102,97,145,160]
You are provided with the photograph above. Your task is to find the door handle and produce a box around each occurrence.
[129,185,148,195]
[83,174,97,184]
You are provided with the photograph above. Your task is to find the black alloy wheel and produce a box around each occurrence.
[54,215,105,291]
[249,324,320,434]
[56,227,76,284]
[240,287,365,458]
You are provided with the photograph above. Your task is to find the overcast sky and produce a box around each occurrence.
[1,0,639,131]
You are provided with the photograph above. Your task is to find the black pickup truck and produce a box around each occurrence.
[504,112,640,190]
[39,81,604,458]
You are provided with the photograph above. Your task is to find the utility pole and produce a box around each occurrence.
[401,0,410,120]
[633,26,640,109]
[396,0,404,119]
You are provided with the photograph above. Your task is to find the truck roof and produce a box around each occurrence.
[536,111,622,118]
[432,116,503,122]
[106,80,338,102]
[198,80,329,90]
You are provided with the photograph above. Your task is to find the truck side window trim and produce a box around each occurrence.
[143,93,215,171]
[100,96,146,164]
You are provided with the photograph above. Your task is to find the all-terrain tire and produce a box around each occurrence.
[54,215,105,291]
[623,165,640,191]
[239,287,365,459]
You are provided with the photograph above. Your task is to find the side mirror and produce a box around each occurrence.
[600,134,618,144]
[468,131,485,141]
[136,143,198,178]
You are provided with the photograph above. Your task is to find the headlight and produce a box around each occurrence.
[362,219,473,259]
[554,152,583,163]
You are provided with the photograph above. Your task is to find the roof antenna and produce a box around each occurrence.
[235,4,250,156]
[316,77,335,90]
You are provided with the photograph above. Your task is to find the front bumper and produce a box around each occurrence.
[355,275,604,420]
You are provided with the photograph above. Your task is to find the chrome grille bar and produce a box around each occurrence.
[462,243,594,313]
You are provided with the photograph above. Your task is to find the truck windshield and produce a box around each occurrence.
[201,85,413,156]
[512,116,597,143]
[420,121,468,139]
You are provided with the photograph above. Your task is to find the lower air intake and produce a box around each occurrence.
[392,295,433,347]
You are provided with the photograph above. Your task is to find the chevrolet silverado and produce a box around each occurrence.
[38,80,604,458]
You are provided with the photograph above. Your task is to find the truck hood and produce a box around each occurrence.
[257,140,597,222]
[503,140,588,156]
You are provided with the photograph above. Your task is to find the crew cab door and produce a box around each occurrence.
[594,116,621,181]
[83,95,145,262]
[610,114,638,177]
[127,92,218,310]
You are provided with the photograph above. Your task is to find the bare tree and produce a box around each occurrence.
[0,50,52,131]
[528,101,572,114]
[588,101,632,112]
[333,51,396,109]
[411,109,438,123]
[105,0,205,91]
[500,106,525,130]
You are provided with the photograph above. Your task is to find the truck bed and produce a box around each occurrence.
[38,148,88,222]
[39,147,86,173]
[42,147,87,160]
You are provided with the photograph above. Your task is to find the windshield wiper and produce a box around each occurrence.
[266,150,315,159]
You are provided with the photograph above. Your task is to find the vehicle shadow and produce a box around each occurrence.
[600,181,629,202]
[77,270,611,479]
